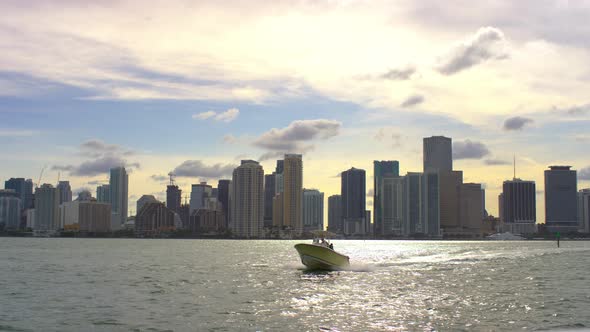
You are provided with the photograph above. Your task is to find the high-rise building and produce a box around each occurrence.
[56,181,72,205]
[423,172,441,237]
[4,178,34,209]
[303,189,324,232]
[341,167,366,235]
[166,184,181,213]
[0,190,22,230]
[423,136,452,173]
[327,195,342,233]
[230,160,264,238]
[60,200,111,233]
[401,172,440,237]
[373,160,400,236]
[501,179,536,234]
[272,192,284,228]
[217,180,230,229]
[34,184,60,232]
[264,173,276,228]
[578,189,590,233]
[459,183,483,236]
[545,166,578,233]
[109,167,128,230]
[96,184,110,203]
[438,171,463,232]
[137,195,159,214]
[190,182,213,214]
[283,154,303,236]
[380,175,404,236]
[135,202,175,236]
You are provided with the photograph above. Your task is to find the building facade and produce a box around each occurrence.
[34,184,60,232]
[380,175,405,236]
[166,184,181,213]
[0,190,22,230]
[373,160,400,236]
[137,195,159,215]
[578,189,590,233]
[96,184,110,203]
[60,200,111,233]
[327,195,342,234]
[264,173,276,228]
[57,181,72,205]
[109,167,128,230]
[217,179,231,229]
[135,202,175,236]
[230,160,264,238]
[341,167,367,235]
[459,183,483,237]
[545,166,578,233]
[302,189,324,232]
[501,179,536,235]
[4,178,34,209]
[423,136,452,173]
[190,182,213,214]
[283,154,303,236]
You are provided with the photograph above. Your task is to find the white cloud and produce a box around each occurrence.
[193,111,216,120]
[192,108,239,122]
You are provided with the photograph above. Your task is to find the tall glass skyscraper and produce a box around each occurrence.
[545,166,578,232]
[57,181,72,205]
[373,160,399,236]
[4,178,34,209]
[230,160,264,238]
[341,167,366,235]
[302,189,324,232]
[109,167,128,230]
[283,154,303,236]
[423,136,452,173]
[327,195,342,233]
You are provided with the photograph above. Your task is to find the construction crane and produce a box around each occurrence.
[36,165,47,189]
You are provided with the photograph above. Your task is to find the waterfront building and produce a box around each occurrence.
[0,190,22,230]
[137,195,159,214]
[341,167,367,235]
[34,184,60,232]
[135,202,175,236]
[380,175,404,236]
[59,200,111,233]
[230,160,264,238]
[57,181,72,204]
[327,195,342,234]
[545,166,578,233]
[423,136,452,173]
[373,160,400,236]
[459,183,484,236]
[186,209,225,235]
[577,189,590,233]
[500,179,536,235]
[264,173,276,228]
[438,170,463,233]
[217,180,231,228]
[302,189,324,232]
[96,184,110,203]
[190,182,213,214]
[272,192,284,228]
[166,184,181,213]
[283,154,303,236]
[109,167,128,230]
[4,178,34,209]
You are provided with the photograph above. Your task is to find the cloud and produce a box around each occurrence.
[374,128,402,148]
[79,139,135,157]
[150,174,168,182]
[453,139,490,159]
[380,66,416,80]
[438,27,508,75]
[561,104,590,116]
[170,160,236,178]
[222,134,237,144]
[503,116,534,131]
[253,119,341,151]
[87,180,107,186]
[579,167,590,181]
[0,129,40,137]
[484,159,511,166]
[400,94,425,108]
[192,108,239,122]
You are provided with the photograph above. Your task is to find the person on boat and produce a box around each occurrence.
[329,243,334,250]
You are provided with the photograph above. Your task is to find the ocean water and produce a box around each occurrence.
[1,238,589,331]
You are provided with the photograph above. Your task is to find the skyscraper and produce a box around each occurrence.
[0,190,22,230]
[109,167,128,230]
[57,181,72,205]
[190,182,213,214]
[459,183,483,236]
[423,136,453,173]
[341,167,366,235]
[137,195,159,214]
[374,160,400,236]
[501,179,536,234]
[283,154,303,236]
[264,173,276,228]
[545,166,578,233]
[4,178,34,209]
[230,160,264,238]
[96,184,110,203]
[166,184,181,213]
[380,175,404,236]
[438,170,463,232]
[34,184,60,232]
[578,189,590,233]
[327,195,342,233]
[217,180,231,229]
[302,189,324,232]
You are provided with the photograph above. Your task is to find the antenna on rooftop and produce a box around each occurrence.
[169,173,176,186]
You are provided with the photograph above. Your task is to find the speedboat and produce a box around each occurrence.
[294,239,350,270]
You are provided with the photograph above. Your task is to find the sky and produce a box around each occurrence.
[1,0,590,221]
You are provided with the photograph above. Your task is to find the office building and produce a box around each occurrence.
[166,184,181,213]
[135,202,175,236]
[423,136,452,173]
[137,195,159,214]
[501,179,536,235]
[545,166,578,232]
[217,180,230,228]
[438,171,463,232]
[578,189,590,233]
[230,160,264,238]
[186,209,225,235]
[264,173,276,228]
[4,178,34,209]
[459,183,483,236]
[341,167,367,235]
[380,175,405,236]
[34,184,60,232]
[190,182,213,214]
[0,190,22,230]
[57,181,72,204]
[96,184,110,203]
[283,154,303,236]
[303,189,324,232]
[109,167,128,230]
[373,160,400,236]
[60,200,111,233]
[272,192,284,228]
[327,195,342,233]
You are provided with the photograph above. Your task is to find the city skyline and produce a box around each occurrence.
[2,1,590,225]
